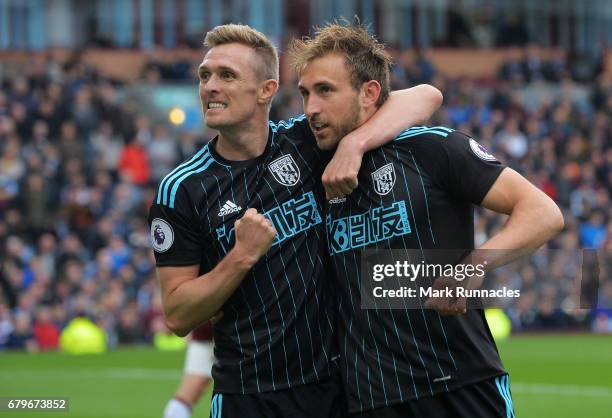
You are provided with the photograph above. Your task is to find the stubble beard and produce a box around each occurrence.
[328,97,361,149]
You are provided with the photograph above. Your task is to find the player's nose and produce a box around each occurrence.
[202,73,221,93]
[304,97,320,119]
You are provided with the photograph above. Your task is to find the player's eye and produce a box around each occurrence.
[318,85,332,94]
[199,71,210,82]
[221,71,235,80]
[299,89,309,98]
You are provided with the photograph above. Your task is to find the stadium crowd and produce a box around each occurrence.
[0,45,610,351]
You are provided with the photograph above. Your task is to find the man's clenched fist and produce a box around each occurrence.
[234,208,276,263]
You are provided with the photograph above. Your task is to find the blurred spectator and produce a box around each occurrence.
[57,121,86,162]
[408,49,437,85]
[544,50,570,83]
[148,124,179,183]
[117,302,145,344]
[580,210,608,249]
[0,303,13,348]
[90,121,124,175]
[16,173,53,239]
[33,306,60,350]
[494,118,529,162]
[499,48,525,84]
[1,136,26,182]
[118,138,150,186]
[6,312,37,351]
[521,44,545,83]
[72,87,98,136]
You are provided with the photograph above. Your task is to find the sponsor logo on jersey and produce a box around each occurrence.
[150,218,174,253]
[216,191,321,250]
[469,138,497,161]
[328,197,347,204]
[218,200,242,217]
[371,163,396,195]
[269,154,300,186]
[327,201,411,254]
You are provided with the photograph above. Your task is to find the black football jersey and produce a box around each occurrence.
[148,116,338,394]
[326,126,508,413]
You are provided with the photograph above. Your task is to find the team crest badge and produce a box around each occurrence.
[372,163,396,195]
[150,218,174,253]
[269,154,300,186]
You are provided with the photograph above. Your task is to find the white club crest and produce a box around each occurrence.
[269,154,300,186]
[372,163,396,196]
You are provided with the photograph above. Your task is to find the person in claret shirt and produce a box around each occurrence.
[33,306,60,350]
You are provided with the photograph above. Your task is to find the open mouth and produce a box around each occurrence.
[207,102,227,110]
[311,122,329,135]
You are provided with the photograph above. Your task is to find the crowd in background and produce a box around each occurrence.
[0,43,610,351]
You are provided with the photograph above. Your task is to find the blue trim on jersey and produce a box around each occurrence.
[168,153,214,208]
[394,126,454,140]
[157,145,209,205]
[211,393,223,418]
[505,375,516,417]
[269,114,307,133]
[495,375,516,418]
[399,125,454,134]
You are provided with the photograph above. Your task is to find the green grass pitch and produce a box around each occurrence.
[0,335,610,417]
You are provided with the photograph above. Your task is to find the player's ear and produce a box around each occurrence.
[360,80,381,109]
[258,79,278,105]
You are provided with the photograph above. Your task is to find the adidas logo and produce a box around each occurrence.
[218,200,242,217]
[328,196,347,204]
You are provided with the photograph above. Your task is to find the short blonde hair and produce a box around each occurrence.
[288,20,391,107]
[204,24,279,82]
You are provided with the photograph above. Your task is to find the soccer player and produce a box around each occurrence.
[163,323,214,418]
[148,24,442,418]
[289,21,564,417]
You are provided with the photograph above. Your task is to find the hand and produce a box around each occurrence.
[322,133,364,199]
[233,208,276,264]
[424,277,467,316]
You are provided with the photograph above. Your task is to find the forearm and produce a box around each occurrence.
[348,84,443,153]
[163,248,255,336]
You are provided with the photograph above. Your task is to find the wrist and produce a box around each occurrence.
[229,244,259,270]
[340,130,367,155]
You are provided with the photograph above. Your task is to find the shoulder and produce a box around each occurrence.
[269,114,313,143]
[154,143,215,209]
[382,125,456,158]
[389,126,482,153]
[393,125,455,143]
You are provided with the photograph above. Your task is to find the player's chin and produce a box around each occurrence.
[315,135,338,151]
[204,116,226,130]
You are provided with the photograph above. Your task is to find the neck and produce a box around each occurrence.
[357,106,377,128]
[215,116,269,161]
